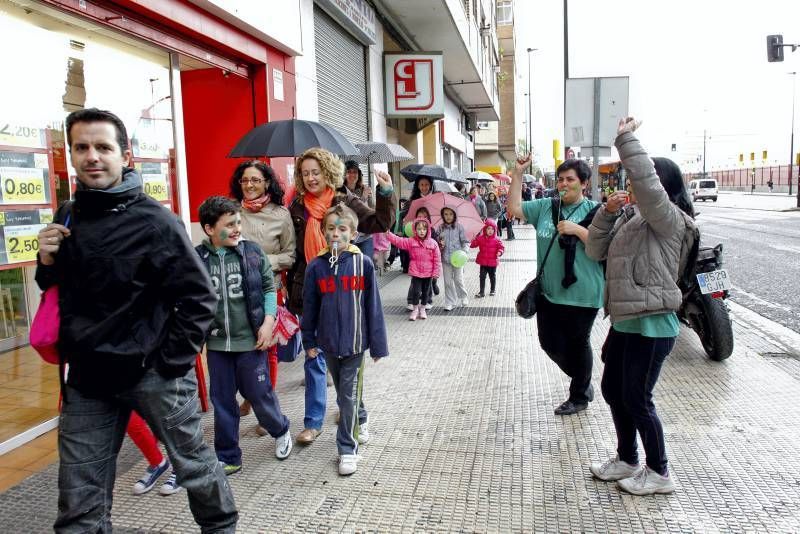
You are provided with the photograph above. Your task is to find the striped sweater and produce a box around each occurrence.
[300,244,389,358]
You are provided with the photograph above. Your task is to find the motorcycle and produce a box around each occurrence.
[677,243,735,361]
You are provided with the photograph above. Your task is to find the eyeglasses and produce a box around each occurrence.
[239,178,265,185]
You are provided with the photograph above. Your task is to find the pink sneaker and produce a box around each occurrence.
[409,305,419,321]
[418,305,427,320]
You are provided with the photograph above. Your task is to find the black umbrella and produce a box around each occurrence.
[400,164,463,183]
[228,119,358,158]
[350,142,414,164]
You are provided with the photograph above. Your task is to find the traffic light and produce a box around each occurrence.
[767,35,784,62]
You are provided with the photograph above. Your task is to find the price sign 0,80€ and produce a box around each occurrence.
[0,167,46,204]
[4,224,44,263]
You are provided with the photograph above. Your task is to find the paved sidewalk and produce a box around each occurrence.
[707,190,799,211]
[1,225,800,532]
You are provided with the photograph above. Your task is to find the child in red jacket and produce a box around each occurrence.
[470,218,505,297]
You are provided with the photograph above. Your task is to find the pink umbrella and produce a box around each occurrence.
[404,192,484,240]
[492,173,512,184]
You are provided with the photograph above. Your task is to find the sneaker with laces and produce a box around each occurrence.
[618,466,675,495]
[418,306,427,320]
[219,461,242,476]
[489,291,495,296]
[133,458,170,495]
[357,421,370,444]
[590,455,640,481]
[275,430,292,459]
[444,305,453,311]
[338,454,359,475]
[406,303,414,311]
[424,303,433,310]
[158,472,182,496]
[474,293,485,298]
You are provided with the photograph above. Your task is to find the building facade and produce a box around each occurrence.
[0,0,303,452]
[474,0,517,174]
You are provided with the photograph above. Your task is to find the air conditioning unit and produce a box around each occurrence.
[465,113,479,131]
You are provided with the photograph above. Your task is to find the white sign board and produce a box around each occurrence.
[384,53,444,119]
[273,68,284,101]
[315,0,377,45]
[565,77,629,148]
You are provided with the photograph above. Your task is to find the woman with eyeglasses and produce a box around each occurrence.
[229,160,295,430]
[287,147,395,446]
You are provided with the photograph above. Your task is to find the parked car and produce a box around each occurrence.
[688,178,718,202]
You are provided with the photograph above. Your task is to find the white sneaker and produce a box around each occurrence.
[275,430,292,459]
[338,454,359,475]
[406,303,414,311]
[461,298,469,306]
[617,466,675,495]
[590,455,640,481]
[132,458,170,495]
[444,305,453,311]
[158,472,182,496]
[424,303,432,310]
[357,421,370,444]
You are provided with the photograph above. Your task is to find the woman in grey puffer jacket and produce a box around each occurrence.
[585,117,698,497]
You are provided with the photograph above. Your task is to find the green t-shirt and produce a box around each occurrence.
[613,312,680,338]
[521,197,604,309]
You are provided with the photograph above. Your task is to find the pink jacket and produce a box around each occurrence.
[470,219,505,267]
[385,218,442,278]
[372,231,391,252]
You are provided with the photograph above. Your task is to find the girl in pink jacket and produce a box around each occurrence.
[470,218,505,297]
[386,218,442,321]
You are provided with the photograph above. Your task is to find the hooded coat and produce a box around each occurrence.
[470,219,505,267]
[437,209,469,261]
[385,218,441,278]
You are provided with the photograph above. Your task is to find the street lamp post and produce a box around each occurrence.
[789,71,796,200]
[526,48,538,155]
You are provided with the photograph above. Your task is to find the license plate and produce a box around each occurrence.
[696,269,732,294]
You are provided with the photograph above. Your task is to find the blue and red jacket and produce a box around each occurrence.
[301,244,389,358]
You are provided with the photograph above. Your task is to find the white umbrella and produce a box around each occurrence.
[463,170,494,183]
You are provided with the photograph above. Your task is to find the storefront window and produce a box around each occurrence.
[0,0,175,444]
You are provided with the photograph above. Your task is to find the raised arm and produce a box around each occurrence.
[615,118,684,239]
[508,154,531,220]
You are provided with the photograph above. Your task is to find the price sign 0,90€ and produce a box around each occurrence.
[4,224,44,263]
[0,167,46,204]
[143,175,169,202]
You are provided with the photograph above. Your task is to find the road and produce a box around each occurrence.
[693,199,800,333]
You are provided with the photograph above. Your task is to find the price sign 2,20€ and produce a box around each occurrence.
[4,224,45,263]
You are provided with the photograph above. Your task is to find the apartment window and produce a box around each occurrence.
[497,0,512,25]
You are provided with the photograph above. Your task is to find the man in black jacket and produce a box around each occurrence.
[36,108,237,533]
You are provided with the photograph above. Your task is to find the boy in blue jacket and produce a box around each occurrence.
[301,204,389,476]
[196,196,292,475]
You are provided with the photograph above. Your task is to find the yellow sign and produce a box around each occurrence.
[142,175,169,202]
[0,167,46,204]
[739,153,743,163]
[552,139,561,160]
[4,224,44,263]
[762,150,768,160]
[750,152,755,162]
[0,123,46,149]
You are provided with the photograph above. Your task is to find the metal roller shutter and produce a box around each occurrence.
[314,6,368,148]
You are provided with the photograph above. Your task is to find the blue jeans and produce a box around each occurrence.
[601,328,676,475]
[304,351,327,429]
[207,349,290,465]
[55,368,237,533]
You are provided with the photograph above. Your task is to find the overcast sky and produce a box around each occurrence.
[515,0,800,172]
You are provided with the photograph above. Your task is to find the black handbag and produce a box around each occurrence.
[515,232,558,319]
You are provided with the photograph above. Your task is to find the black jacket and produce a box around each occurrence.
[35,169,216,397]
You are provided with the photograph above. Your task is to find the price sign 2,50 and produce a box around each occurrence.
[4,224,45,263]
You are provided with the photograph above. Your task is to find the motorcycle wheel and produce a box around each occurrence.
[696,294,734,361]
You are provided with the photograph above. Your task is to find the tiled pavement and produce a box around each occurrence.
[1,225,800,532]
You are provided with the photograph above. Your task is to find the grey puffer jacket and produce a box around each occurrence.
[586,131,697,323]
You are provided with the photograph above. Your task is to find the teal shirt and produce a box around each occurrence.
[203,243,278,352]
[613,312,680,338]
[521,198,604,309]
